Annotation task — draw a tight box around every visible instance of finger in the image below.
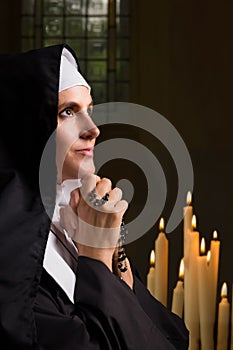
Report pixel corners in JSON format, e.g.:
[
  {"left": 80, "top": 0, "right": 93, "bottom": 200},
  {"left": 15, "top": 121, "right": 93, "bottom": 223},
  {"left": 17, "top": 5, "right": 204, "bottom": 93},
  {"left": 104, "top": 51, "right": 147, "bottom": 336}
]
[
  {"left": 81, "top": 174, "right": 100, "bottom": 186},
  {"left": 95, "top": 177, "right": 112, "bottom": 198},
  {"left": 114, "top": 199, "right": 128, "bottom": 214},
  {"left": 108, "top": 187, "right": 122, "bottom": 204},
  {"left": 80, "top": 174, "right": 97, "bottom": 198},
  {"left": 95, "top": 175, "right": 101, "bottom": 183},
  {"left": 69, "top": 189, "right": 80, "bottom": 212}
]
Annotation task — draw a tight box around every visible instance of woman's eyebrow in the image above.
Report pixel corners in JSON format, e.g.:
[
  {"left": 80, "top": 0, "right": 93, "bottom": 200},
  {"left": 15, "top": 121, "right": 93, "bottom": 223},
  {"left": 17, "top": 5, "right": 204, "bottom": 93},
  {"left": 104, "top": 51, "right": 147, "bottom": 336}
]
[{"left": 58, "top": 101, "right": 93, "bottom": 111}]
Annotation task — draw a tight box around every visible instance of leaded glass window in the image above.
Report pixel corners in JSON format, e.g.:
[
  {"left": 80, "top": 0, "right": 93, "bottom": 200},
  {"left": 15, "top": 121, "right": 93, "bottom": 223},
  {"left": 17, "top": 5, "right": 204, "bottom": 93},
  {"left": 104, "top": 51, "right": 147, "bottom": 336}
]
[{"left": 21, "top": 0, "right": 130, "bottom": 103}]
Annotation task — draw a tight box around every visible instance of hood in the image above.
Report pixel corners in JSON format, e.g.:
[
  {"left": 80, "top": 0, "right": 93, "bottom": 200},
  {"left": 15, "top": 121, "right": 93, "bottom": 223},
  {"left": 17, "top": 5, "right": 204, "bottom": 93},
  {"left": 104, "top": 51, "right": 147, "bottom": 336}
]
[{"left": 0, "top": 43, "right": 80, "bottom": 345}]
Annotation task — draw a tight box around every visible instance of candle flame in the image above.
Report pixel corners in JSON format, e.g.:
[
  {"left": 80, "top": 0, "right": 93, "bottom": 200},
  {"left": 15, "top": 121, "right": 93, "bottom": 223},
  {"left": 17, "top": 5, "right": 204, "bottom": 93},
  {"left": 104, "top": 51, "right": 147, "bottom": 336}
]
[
  {"left": 159, "top": 217, "right": 165, "bottom": 231},
  {"left": 179, "top": 258, "right": 184, "bottom": 279},
  {"left": 221, "top": 282, "right": 228, "bottom": 298},
  {"left": 200, "top": 237, "right": 205, "bottom": 255},
  {"left": 213, "top": 230, "right": 218, "bottom": 240},
  {"left": 186, "top": 191, "right": 192, "bottom": 205},
  {"left": 192, "top": 215, "right": 197, "bottom": 230},
  {"left": 207, "top": 250, "right": 211, "bottom": 264},
  {"left": 150, "top": 250, "right": 155, "bottom": 266}
]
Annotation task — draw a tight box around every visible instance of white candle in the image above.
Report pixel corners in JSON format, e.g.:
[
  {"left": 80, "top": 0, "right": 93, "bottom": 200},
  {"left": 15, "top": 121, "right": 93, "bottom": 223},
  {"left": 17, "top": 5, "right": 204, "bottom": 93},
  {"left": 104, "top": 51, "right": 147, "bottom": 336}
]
[
  {"left": 217, "top": 282, "right": 230, "bottom": 350},
  {"left": 147, "top": 250, "right": 155, "bottom": 297},
  {"left": 154, "top": 218, "right": 168, "bottom": 307},
  {"left": 197, "top": 239, "right": 214, "bottom": 350},
  {"left": 209, "top": 230, "right": 220, "bottom": 323},
  {"left": 183, "top": 191, "right": 193, "bottom": 269},
  {"left": 183, "top": 191, "right": 193, "bottom": 242},
  {"left": 184, "top": 214, "right": 200, "bottom": 350},
  {"left": 171, "top": 258, "right": 184, "bottom": 318}
]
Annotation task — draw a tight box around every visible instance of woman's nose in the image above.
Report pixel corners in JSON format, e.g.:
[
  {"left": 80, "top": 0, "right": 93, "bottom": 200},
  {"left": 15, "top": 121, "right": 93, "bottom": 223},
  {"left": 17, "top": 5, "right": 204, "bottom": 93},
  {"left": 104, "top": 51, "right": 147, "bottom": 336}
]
[{"left": 81, "top": 123, "right": 100, "bottom": 140}]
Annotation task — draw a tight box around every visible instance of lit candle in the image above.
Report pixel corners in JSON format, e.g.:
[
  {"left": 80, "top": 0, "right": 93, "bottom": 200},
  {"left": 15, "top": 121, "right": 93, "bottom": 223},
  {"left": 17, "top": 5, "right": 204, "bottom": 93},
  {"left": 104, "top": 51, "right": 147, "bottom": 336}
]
[
  {"left": 217, "top": 282, "right": 230, "bottom": 350},
  {"left": 197, "top": 238, "right": 214, "bottom": 350},
  {"left": 147, "top": 249, "right": 155, "bottom": 297},
  {"left": 154, "top": 218, "right": 168, "bottom": 307},
  {"left": 183, "top": 214, "right": 200, "bottom": 350},
  {"left": 171, "top": 258, "right": 184, "bottom": 318},
  {"left": 183, "top": 192, "right": 193, "bottom": 265},
  {"left": 209, "top": 230, "right": 220, "bottom": 323},
  {"left": 183, "top": 191, "right": 193, "bottom": 238}
]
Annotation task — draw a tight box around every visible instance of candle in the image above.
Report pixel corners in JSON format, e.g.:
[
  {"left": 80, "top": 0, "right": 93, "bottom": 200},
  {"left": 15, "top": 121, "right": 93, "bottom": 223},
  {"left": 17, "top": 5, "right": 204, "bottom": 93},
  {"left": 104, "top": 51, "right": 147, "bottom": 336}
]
[
  {"left": 183, "top": 191, "right": 193, "bottom": 238},
  {"left": 207, "top": 250, "right": 211, "bottom": 265},
  {"left": 197, "top": 238, "right": 214, "bottom": 350},
  {"left": 209, "top": 230, "right": 220, "bottom": 323},
  {"left": 147, "top": 249, "right": 156, "bottom": 297},
  {"left": 183, "top": 214, "right": 200, "bottom": 350},
  {"left": 217, "top": 282, "right": 230, "bottom": 350},
  {"left": 154, "top": 218, "right": 168, "bottom": 307},
  {"left": 231, "top": 284, "right": 233, "bottom": 350},
  {"left": 183, "top": 191, "right": 193, "bottom": 263},
  {"left": 171, "top": 258, "right": 184, "bottom": 318}
]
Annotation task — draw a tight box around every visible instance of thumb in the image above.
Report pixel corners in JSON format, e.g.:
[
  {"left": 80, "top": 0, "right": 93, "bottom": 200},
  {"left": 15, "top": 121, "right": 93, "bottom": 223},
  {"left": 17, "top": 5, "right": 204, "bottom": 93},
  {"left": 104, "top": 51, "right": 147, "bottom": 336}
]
[{"left": 69, "top": 189, "right": 80, "bottom": 212}]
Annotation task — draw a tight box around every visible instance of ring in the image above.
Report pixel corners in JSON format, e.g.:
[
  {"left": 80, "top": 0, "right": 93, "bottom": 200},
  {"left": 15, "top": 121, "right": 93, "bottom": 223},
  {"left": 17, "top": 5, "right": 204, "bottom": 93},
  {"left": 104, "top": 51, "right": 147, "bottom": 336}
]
[{"left": 88, "top": 188, "right": 109, "bottom": 206}]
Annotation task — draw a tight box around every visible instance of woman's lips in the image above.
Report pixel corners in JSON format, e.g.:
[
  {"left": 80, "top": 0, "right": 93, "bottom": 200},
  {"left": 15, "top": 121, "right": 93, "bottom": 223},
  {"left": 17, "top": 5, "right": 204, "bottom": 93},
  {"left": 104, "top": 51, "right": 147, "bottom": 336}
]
[{"left": 75, "top": 148, "right": 94, "bottom": 156}]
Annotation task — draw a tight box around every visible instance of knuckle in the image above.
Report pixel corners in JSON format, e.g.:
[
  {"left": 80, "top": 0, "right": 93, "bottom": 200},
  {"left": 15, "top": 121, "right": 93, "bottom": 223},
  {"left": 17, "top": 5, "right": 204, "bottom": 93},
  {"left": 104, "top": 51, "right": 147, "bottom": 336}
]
[
  {"left": 101, "top": 177, "right": 112, "bottom": 187},
  {"left": 114, "top": 187, "right": 122, "bottom": 198}
]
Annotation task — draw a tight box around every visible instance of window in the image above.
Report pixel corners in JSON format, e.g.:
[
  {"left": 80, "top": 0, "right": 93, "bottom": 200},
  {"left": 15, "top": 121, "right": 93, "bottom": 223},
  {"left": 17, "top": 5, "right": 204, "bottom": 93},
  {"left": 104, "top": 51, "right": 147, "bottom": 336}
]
[{"left": 21, "top": 0, "right": 130, "bottom": 103}]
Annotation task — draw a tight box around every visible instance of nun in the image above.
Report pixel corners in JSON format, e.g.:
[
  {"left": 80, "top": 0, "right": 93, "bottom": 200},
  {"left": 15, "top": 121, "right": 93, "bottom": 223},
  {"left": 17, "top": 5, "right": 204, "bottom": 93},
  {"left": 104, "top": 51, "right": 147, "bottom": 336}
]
[{"left": 0, "top": 44, "right": 189, "bottom": 349}]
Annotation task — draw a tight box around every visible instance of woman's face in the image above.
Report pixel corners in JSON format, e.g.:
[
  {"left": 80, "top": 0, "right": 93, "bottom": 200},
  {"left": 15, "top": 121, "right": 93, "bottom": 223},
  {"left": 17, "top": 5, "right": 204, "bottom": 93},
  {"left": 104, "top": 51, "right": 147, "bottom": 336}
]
[{"left": 56, "top": 85, "right": 100, "bottom": 182}]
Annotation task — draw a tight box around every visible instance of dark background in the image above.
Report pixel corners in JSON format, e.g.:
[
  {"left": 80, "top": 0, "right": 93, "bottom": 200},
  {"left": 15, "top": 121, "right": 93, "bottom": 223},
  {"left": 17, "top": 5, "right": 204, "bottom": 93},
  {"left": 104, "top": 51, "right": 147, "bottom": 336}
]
[{"left": 1, "top": 0, "right": 232, "bottom": 308}]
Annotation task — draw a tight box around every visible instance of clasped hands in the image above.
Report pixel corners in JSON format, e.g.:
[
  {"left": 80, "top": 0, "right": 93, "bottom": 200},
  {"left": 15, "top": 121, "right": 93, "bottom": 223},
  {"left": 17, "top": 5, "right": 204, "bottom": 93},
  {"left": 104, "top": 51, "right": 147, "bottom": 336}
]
[{"left": 60, "top": 174, "right": 128, "bottom": 272}]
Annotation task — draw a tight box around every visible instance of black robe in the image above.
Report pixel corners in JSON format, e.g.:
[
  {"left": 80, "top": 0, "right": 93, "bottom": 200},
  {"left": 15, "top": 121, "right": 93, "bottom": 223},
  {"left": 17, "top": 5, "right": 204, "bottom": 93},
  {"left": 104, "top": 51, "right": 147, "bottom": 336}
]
[{"left": 0, "top": 44, "right": 189, "bottom": 349}]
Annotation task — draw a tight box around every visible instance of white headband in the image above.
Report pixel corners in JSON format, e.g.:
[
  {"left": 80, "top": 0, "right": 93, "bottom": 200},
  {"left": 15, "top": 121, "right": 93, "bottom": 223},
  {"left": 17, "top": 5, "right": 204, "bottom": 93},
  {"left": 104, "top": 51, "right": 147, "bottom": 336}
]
[{"left": 59, "top": 47, "right": 91, "bottom": 93}]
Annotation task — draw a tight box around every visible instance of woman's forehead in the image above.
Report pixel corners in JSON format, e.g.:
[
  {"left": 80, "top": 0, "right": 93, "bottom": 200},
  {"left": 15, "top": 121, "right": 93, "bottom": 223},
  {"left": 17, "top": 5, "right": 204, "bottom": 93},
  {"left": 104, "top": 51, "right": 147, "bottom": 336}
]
[{"left": 58, "top": 85, "right": 92, "bottom": 107}]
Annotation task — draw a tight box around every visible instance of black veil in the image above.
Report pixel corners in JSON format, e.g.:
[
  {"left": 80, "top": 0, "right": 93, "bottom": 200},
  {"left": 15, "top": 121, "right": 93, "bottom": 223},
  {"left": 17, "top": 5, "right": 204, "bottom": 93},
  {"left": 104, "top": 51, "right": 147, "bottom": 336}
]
[{"left": 0, "top": 43, "right": 77, "bottom": 345}]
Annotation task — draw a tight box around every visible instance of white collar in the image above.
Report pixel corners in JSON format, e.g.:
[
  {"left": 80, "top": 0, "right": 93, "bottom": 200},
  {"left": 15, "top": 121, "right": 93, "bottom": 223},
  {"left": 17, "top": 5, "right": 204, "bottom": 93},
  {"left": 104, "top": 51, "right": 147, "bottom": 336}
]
[{"left": 43, "top": 179, "right": 81, "bottom": 303}]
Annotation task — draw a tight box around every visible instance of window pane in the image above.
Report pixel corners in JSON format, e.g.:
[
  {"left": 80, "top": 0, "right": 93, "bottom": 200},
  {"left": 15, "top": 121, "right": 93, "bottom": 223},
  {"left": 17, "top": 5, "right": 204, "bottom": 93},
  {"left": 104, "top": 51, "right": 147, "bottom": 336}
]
[
  {"left": 116, "top": 17, "right": 129, "bottom": 37},
  {"left": 44, "top": 17, "right": 63, "bottom": 37},
  {"left": 116, "top": 0, "right": 129, "bottom": 15},
  {"left": 21, "top": 0, "right": 130, "bottom": 103},
  {"left": 65, "top": 17, "right": 86, "bottom": 37},
  {"left": 116, "top": 60, "right": 129, "bottom": 80},
  {"left": 78, "top": 60, "right": 86, "bottom": 75},
  {"left": 87, "top": 61, "right": 107, "bottom": 81},
  {"left": 65, "top": 0, "right": 87, "bottom": 15},
  {"left": 65, "top": 39, "right": 85, "bottom": 59},
  {"left": 87, "top": 17, "right": 108, "bottom": 37},
  {"left": 43, "top": 0, "right": 64, "bottom": 15},
  {"left": 21, "top": 16, "right": 34, "bottom": 36},
  {"left": 87, "top": 39, "right": 107, "bottom": 59},
  {"left": 117, "top": 39, "right": 129, "bottom": 59},
  {"left": 21, "top": 38, "right": 34, "bottom": 51},
  {"left": 87, "top": 0, "right": 108, "bottom": 15},
  {"left": 91, "top": 82, "right": 107, "bottom": 103},
  {"left": 44, "top": 38, "right": 63, "bottom": 46},
  {"left": 22, "top": 0, "right": 35, "bottom": 15}
]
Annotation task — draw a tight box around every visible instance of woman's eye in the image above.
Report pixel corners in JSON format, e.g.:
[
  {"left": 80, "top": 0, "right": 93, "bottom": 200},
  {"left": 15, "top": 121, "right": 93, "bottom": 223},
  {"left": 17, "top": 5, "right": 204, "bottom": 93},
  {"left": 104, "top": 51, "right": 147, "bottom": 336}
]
[{"left": 59, "top": 108, "right": 75, "bottom": 118}]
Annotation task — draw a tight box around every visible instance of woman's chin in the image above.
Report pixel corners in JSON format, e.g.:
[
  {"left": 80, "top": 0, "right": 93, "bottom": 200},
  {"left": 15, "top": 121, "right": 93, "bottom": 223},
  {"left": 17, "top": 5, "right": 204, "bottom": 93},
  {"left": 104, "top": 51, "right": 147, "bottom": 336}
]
[{"left": 78, "top": 158, "right": 96, "bottom": 178}]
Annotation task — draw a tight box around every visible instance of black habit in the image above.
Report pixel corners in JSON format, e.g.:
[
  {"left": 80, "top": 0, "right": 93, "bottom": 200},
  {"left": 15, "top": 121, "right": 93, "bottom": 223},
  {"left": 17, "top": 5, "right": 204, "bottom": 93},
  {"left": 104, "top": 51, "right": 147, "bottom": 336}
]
[{"left": 0, "top": 44, "right": 189, "bottom": 349}]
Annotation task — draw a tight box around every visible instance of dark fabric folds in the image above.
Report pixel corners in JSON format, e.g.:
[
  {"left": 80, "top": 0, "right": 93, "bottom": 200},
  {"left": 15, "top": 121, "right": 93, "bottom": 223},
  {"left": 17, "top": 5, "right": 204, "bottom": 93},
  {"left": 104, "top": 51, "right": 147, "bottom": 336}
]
[
  {"left": 33, "top": 258, "right": 188, "bottom": 350},
  {"left": 0, "top": 44, "right": 189, "bottom": 349},
  {"left": 0, "top": 44, "right": 67, "bottom": 344}
]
